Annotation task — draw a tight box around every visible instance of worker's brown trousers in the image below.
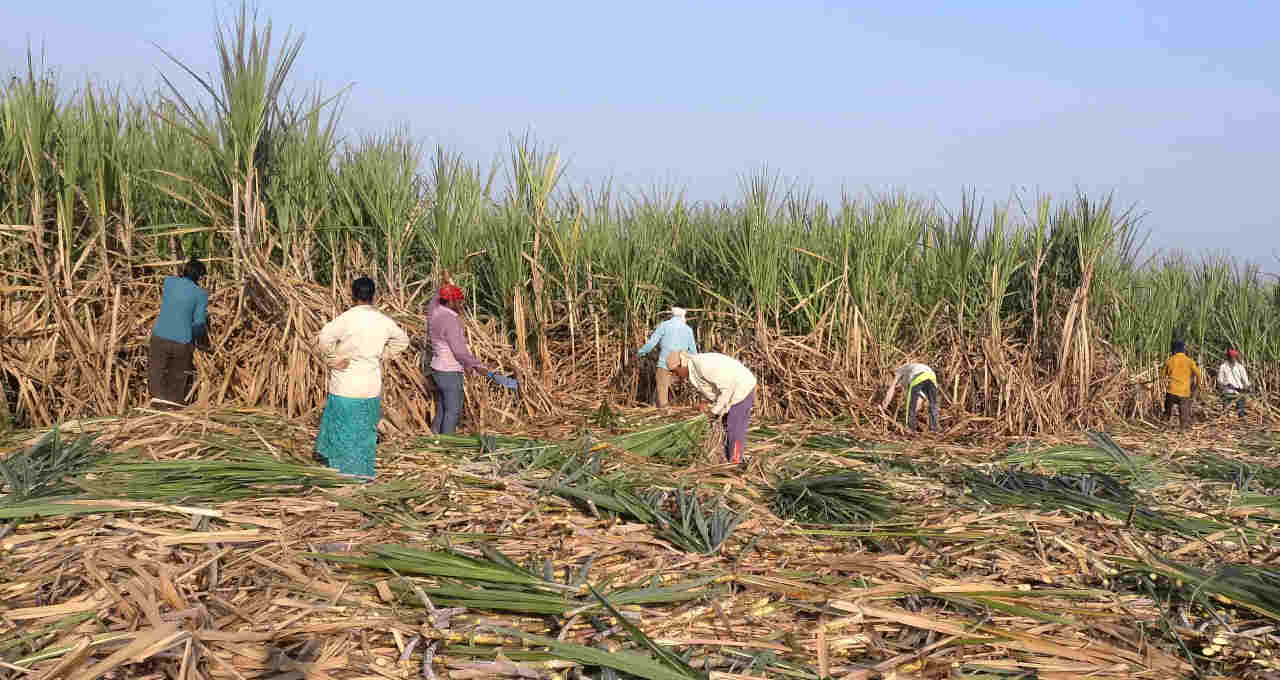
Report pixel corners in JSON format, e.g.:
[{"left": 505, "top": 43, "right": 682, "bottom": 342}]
[{"left": 150, "top": 335, "right": 194, "bottom": 405}]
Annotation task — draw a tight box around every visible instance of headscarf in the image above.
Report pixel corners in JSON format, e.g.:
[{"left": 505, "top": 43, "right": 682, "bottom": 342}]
[
  {"left": 440, "top": 284, "right": 464, "bottom": 303},
  {"left": 1171, "top": 339, "right": 1186, "bottom": 354},
  {"left": 1228, "top": 348, "right": 1240, "bottom": 360}
]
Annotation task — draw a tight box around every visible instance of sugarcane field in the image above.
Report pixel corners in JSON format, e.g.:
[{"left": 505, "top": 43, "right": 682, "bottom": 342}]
[{"left": 4, "top": 6, "right": 1280, "bottom": 680}]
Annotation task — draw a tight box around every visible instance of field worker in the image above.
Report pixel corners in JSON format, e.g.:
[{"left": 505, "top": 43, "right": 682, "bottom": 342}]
[
  {"left": 149, "top": 256, "right": 209, "bottom": 409},
  {"left": 427, "top": 271, "right": 490, "bottom": 434},
  {"left": 666, "top": 350, "right": 756, "bottom": 465},
  {"left": 1217, "top": 347, "right": 1252, "bottom": 418},
  {"left": 1163, "top": 339, "right": 1206, "bottom": 430},
  {"left": 880, "top": 362, "right": 939, "bottom": 433},
  {"left": 314, "top": 276, "right": 410, "bottom": 477},
  {"left": 636, "top": 307, "right": 698, "bottom": 408}
]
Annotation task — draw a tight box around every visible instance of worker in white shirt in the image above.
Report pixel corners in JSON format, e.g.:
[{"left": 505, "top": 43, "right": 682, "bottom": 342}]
[
  {"left": 1217, "top": 348, "right": 1252, "bottom": 418},
  {"left": 314, "top": 276, "right": 410, "bottom": 477},
  {"left": 880, "top": 362, "right": 939, "bottom": 433},
  {"left": 666, "top": 350, "right": 756, "bottom": 465}
]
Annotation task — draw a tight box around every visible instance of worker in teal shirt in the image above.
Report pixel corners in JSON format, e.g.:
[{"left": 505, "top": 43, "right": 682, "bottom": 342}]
[
  {"left": 636, "top": 307, "right": 698, "bottom": 408},
  {"left": 150, "top": 257, "right": 209, "bottom": 408}
]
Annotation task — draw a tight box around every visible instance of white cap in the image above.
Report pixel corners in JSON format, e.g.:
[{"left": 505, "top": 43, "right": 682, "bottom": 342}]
[{"left": 671, "top": 306, "right": 686, "bottom": 317}]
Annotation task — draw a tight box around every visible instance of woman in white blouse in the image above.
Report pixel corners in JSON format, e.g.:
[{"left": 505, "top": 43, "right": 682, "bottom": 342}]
[{"left": 314, "top": 276, "right": 409, "bottom": 477}]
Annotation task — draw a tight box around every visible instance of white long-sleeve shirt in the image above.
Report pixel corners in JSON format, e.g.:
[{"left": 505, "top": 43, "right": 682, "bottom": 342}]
[
  {"left": 1217, "top": 361, "right": 1251, "bottom": 395},
  {"left": 316, "top": 305, "right": 410, "bottom": 399},
  {"left": 683, "top": 352, "right": 757, "bottom": 416}
]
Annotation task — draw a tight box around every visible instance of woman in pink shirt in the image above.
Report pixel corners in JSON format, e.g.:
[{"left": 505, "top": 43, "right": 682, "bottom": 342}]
[{"left": 428, "top": 272, "right": 489, "bottom": 434}]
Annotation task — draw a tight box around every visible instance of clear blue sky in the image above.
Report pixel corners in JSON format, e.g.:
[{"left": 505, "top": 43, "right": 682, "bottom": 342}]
[{"left": 4, "top": 1, "right": 1277, "bottom": 266}]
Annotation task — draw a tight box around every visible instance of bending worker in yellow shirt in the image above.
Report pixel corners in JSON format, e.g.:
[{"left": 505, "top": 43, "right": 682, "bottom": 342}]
[{"left": 1162, "top": 339, "right": 1205, "bottom": 430}]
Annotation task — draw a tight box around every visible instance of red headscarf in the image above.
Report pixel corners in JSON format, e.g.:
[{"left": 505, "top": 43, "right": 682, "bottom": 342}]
[
  {"left": 440, "top": 284, "right": 465, "bottom": 302},
  {"left": 1227, "top": 348, "right": 1240, "bottom": 360}
]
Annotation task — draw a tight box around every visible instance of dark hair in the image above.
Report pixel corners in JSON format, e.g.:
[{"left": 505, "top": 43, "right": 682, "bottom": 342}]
[
  {"left": 183, "top": 256, "right": 206, "bottom": 282},
  {"left": 352, "top": 276, "right": 376, "bottom": 303},
  {"left": 1171, "top": 339, "right": 1186, "bottom": 354}
]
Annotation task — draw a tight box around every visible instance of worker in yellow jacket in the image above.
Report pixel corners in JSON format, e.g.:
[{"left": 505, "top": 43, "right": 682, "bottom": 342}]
[{"left": 1163, "top": 339, "right": 1205, "bottom": 430}]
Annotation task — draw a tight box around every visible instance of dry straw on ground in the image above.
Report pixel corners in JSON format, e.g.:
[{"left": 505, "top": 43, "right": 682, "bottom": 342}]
[{"left": 2, "top": 404, "right": 1279, "bottom": 680}]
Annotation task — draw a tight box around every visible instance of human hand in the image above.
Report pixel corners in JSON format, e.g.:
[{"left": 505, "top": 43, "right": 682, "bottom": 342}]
[{"left": 329, "top": 357, "right": 350, "bottom": 371}]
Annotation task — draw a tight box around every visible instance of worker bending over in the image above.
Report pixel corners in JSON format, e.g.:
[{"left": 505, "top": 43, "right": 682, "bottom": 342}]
[
  {"left": 666, "top": 350, "right": 756, "bottom": 465},
  {"left": 881, "top": 362, "right": 939, "bottom": 433}
]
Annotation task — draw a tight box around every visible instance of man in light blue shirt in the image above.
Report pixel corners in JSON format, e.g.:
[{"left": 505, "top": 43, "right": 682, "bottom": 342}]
[{"left": 636, "top": 307, "right": 698, "bottom": 408}]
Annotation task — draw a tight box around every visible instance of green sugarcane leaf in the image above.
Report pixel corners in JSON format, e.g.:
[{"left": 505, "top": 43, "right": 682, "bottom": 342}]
[
  {"left": 587, "top": 585, "right": 704, "bottom": 678},
  {"left": 487, "top": 626, "right": 698, "bottom": 680}
]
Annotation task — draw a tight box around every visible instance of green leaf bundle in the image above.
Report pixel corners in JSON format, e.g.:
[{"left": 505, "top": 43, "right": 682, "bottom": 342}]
[
  {"left": 0, "top": 428, "right": 105, "bottom": 505},
  {"left": 767, "top": 470, "right": 897, "bottom": 524}
]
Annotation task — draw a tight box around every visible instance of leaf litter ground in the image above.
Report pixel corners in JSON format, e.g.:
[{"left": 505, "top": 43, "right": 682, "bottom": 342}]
[{"left": 2, "top": 406, "right": 1280, "bottom": 680}]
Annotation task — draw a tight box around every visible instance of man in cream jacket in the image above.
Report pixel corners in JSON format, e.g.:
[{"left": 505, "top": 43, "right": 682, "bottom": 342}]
[{"left": 666, "top": 350, "right": 756, "bottom": 465}]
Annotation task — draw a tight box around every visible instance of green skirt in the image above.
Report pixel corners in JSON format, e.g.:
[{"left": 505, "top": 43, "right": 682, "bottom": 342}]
[{"left": 315, "top": 394, "right": 381, "bottom": 477}]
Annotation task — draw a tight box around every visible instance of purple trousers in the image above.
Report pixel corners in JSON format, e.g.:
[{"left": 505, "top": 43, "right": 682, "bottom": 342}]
[{"left": 721, "top": 389, "right": 755, "bottom": 463}]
